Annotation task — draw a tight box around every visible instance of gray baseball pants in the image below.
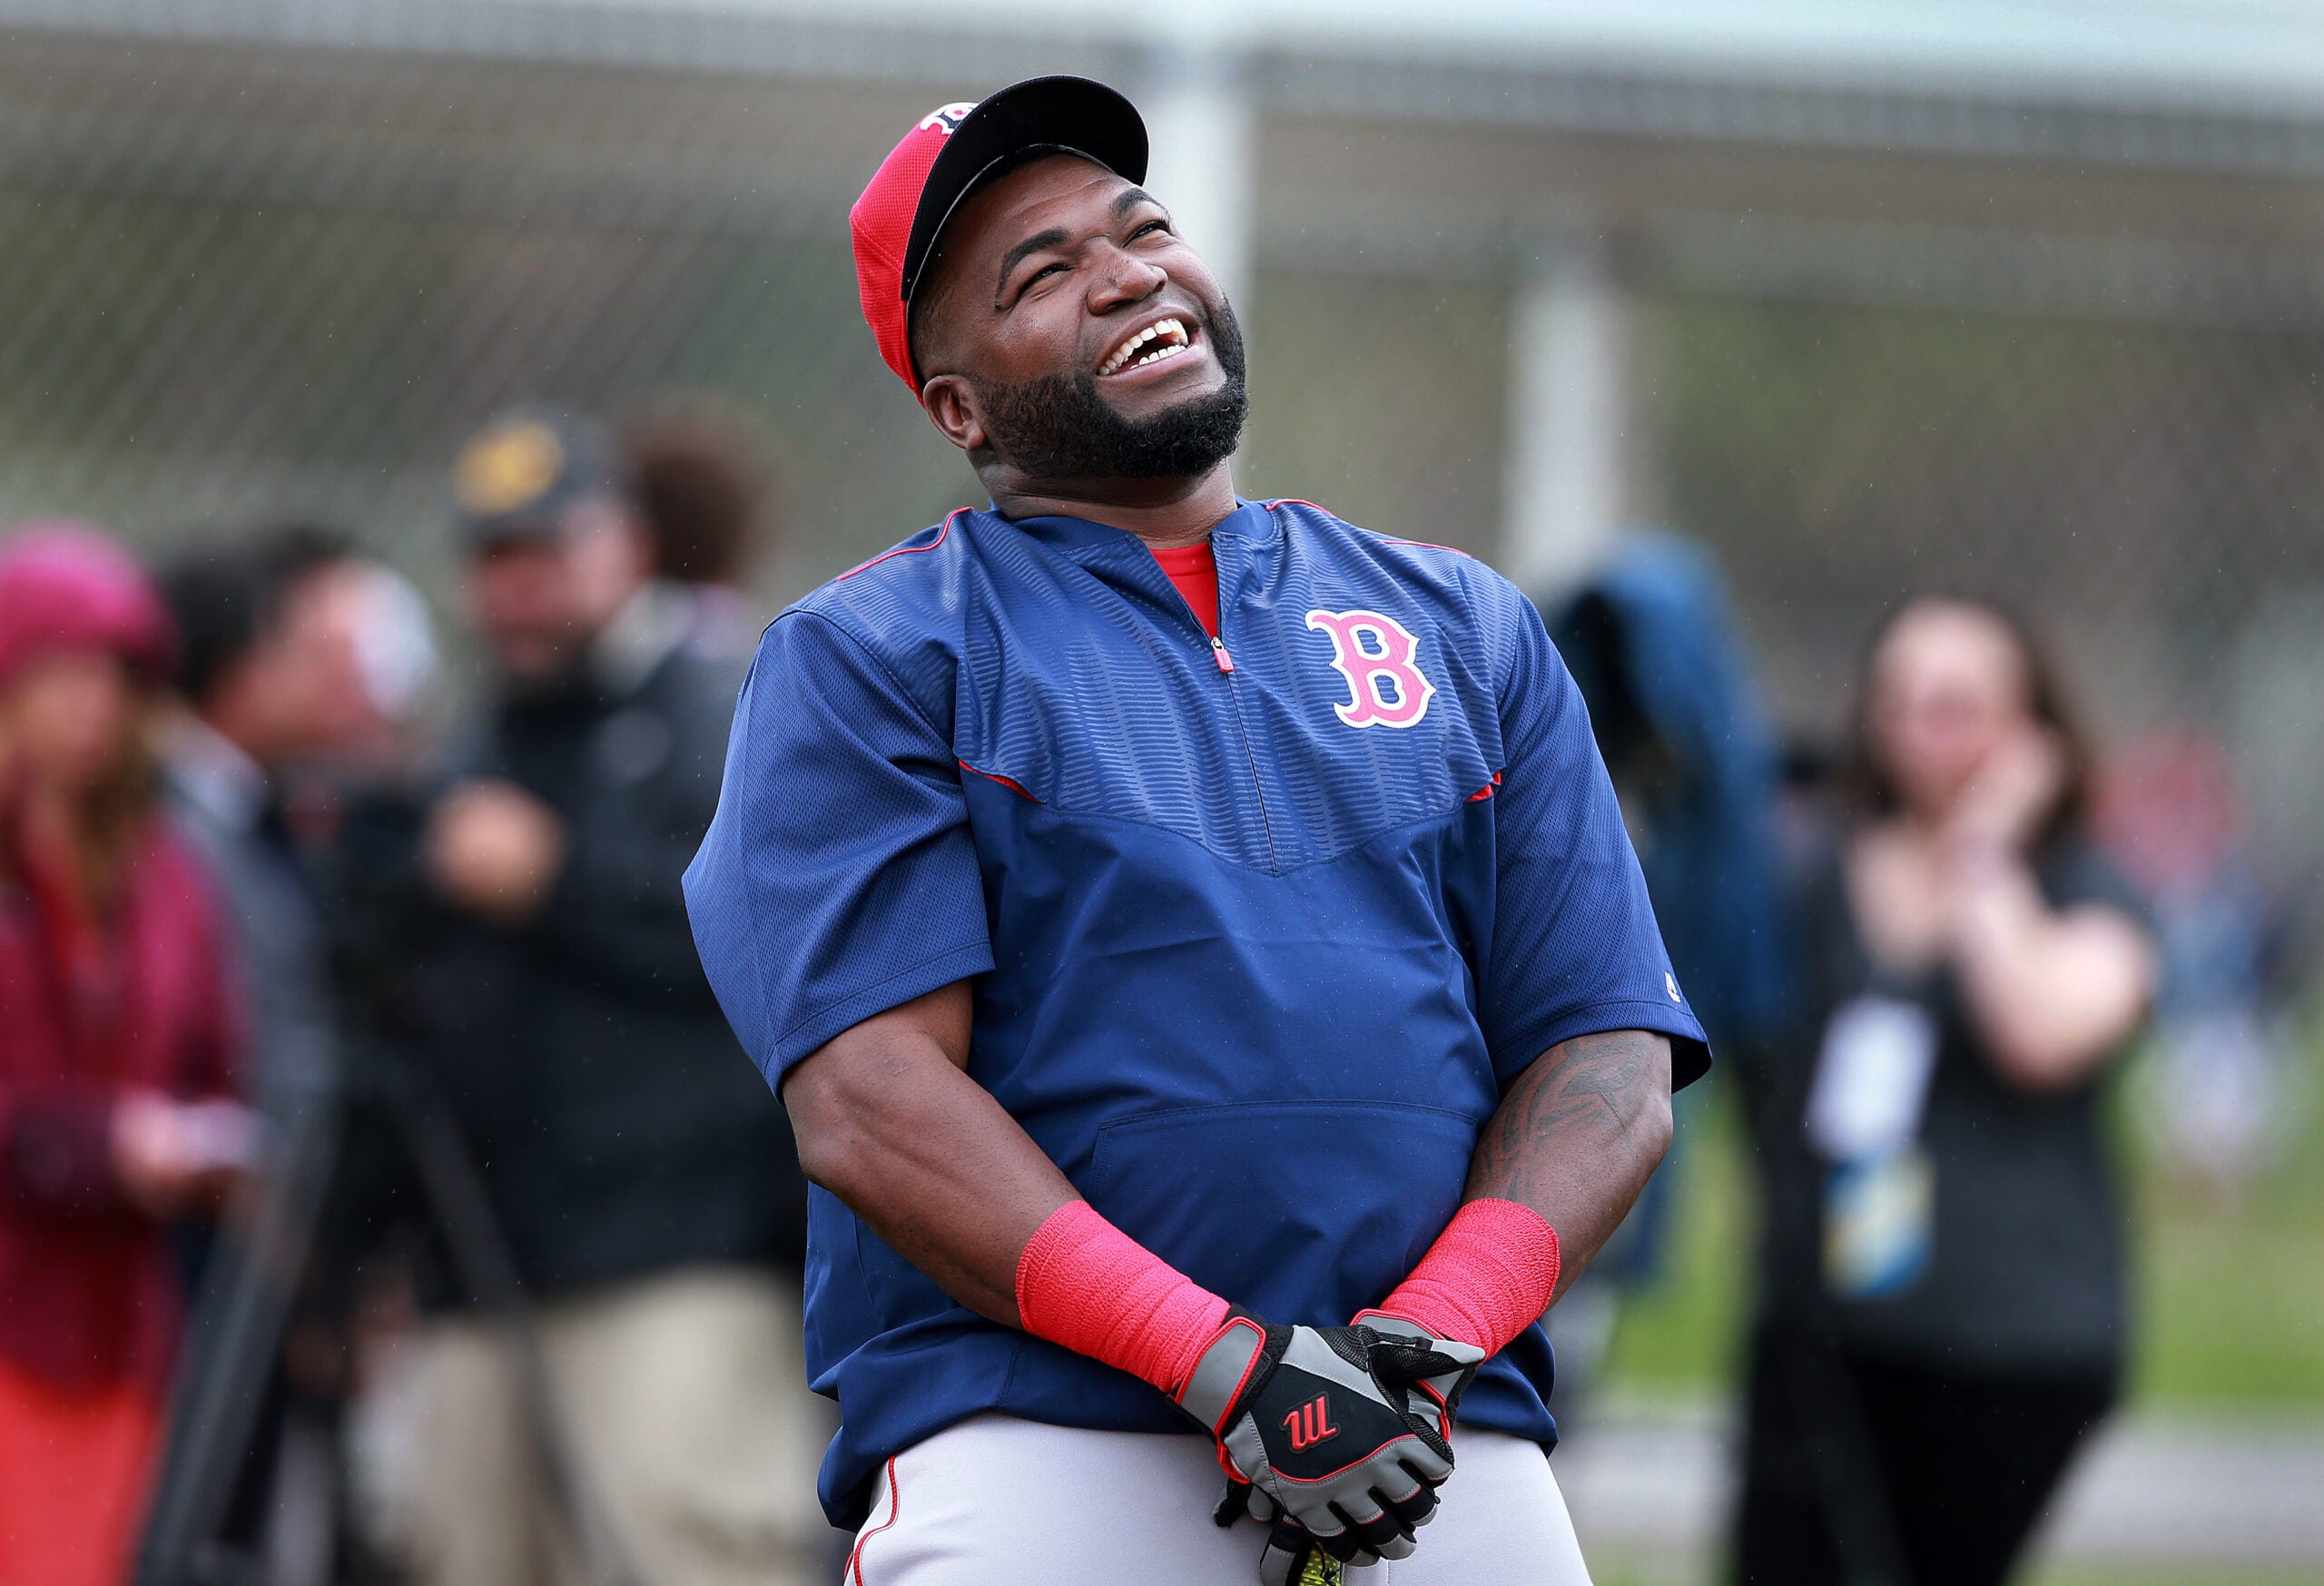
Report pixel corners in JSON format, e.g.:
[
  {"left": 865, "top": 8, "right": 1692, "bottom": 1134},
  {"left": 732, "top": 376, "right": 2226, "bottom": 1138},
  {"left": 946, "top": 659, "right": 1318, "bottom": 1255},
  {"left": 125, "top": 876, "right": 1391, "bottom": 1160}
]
[{"left": 844, "top": 1411, "right": 1594, "bottom": 1584}]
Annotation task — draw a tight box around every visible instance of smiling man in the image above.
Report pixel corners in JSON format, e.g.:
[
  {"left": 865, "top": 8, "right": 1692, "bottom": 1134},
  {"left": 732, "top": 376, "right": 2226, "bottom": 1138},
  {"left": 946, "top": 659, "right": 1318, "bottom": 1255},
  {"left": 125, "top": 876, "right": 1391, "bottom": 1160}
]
[{"left": 684, "top": 76, "right": 1708, "bottom": 1586}]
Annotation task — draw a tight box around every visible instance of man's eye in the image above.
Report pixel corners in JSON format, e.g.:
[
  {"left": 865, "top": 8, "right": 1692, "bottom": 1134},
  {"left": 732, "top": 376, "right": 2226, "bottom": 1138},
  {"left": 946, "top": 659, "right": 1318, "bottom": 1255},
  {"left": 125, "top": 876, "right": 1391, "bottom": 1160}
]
[
  {"left": 1132, "top": 219, "right": 1171, "bottom": 241},
  {"left": 1022, "top": 261, "right": 1067, "bottom": 291}
]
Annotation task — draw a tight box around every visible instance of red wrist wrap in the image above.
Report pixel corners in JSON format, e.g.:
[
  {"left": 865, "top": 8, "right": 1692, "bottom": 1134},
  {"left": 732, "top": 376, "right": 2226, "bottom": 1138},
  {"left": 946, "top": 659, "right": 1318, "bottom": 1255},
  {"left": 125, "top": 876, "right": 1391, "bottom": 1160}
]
[
  {"left": 1014, "top": 1200, "right": 1230, "bottom": 1395},
  {"left": 1373, "top": 1197, "right": 1561, "bottom": 1356}
]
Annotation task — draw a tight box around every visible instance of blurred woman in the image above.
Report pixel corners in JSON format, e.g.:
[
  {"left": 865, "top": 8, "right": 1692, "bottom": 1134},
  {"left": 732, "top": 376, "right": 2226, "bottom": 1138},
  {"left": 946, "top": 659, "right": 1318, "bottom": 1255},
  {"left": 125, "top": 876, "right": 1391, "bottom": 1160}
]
[
  {"left": 1734, "top": 597, "right": 2158, "bottom": 1586},
  {"left": 0, "top": 525, "right": 248, "bottom": 1586}
]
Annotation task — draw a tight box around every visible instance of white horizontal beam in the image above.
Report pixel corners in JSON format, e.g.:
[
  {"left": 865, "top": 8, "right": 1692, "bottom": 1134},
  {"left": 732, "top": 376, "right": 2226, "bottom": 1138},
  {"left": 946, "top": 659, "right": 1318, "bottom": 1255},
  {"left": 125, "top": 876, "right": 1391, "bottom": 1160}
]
[{"left": 8, "top": 1, "right": 2324, "bottom": 177}]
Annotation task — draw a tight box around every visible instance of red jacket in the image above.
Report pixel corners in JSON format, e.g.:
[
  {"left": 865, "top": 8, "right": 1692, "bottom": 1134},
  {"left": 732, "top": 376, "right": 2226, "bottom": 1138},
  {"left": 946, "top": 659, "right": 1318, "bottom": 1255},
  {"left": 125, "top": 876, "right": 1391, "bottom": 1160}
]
[{"left": 0, "top": 822, "right": 239, "bottom": 1392}]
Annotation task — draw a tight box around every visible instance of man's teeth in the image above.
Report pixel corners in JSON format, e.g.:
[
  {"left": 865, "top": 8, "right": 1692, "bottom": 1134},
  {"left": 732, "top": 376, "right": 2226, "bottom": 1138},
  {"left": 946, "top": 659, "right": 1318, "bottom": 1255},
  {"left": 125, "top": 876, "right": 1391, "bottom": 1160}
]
[{"left": 1100, "top": 318, "right": 1190, "bottom": 375}]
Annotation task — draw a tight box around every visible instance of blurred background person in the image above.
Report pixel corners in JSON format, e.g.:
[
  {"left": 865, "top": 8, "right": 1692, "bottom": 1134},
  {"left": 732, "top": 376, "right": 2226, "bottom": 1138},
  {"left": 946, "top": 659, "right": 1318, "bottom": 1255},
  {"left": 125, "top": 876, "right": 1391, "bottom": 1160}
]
[
  {"left": 148, "top": 526, "right": 415, "bottom": 1584},
  {"left": 382, "top": 407, "right": 818, "bottom": 1586},
  {"left": 0, "top": 524, "right": 251, "bottom": 1586},
  {"left": 162, "top": 527, "right": 381, "bottom": 1131},
  {"left": 1731, "top": 596, "right": 2159, "bottom": 1586},
  {"left": 620, "top": 403, "right": 777, "bottom": 662},
  {"left": 2099, "top": 728, "right": 2309, "bottom": 1206}
]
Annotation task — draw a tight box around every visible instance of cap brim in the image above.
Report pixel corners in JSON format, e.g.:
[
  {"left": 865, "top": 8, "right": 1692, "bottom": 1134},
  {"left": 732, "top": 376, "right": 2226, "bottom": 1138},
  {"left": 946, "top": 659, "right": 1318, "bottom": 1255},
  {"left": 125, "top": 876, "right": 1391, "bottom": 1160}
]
[
  {"left": 901, "top": 75, "right": 1148, "bottom": 311},
  {"left": 459, "top": 513, "right": 566, "bottom": 553}
]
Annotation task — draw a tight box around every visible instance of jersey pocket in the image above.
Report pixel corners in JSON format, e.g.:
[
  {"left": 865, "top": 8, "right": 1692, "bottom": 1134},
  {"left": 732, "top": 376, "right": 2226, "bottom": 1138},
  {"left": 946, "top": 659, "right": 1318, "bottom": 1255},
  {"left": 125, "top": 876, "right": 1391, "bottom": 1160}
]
[{"left": 1080, "top": 1100, "right": 1479, "bottom": 1324}]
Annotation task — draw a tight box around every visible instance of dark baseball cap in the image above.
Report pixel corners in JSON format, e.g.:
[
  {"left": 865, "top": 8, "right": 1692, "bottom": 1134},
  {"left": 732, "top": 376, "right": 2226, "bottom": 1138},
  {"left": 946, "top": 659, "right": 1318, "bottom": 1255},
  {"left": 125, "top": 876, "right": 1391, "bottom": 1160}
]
[
  {"left": 851, "top": 75, "right": 1148, "bottom": 395},
  {"left": 450, "top": 407, "right": 632, "bottom": 548}
]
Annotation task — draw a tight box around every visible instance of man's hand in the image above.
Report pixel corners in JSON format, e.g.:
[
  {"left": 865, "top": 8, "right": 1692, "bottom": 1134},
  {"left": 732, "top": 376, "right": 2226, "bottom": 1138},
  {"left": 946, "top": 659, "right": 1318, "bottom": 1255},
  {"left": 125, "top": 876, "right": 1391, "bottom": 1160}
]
[
  {"left": 1177, "top": 1312, "right": 1482, "bottom": 1582},
  {"left": 426, "top": 779, "right": 566, "bottom": 925},
  {"left": 1348, "top": 1310, "right": 1486, "bottom": 1444}
]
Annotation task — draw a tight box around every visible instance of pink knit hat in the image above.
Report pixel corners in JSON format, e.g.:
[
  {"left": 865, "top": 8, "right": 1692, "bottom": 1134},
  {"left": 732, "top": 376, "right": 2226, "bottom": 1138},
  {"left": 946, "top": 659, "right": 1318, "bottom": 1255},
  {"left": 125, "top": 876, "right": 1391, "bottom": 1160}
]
[{"left": 0, "top": 522, "right": 177, "bottom": 690}]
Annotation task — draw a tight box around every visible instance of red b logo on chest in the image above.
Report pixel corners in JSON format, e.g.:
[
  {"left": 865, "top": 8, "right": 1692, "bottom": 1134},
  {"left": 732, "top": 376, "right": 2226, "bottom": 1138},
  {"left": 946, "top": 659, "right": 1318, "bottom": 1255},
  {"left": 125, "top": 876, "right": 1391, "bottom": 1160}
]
[{"left": 1305, "top": 609, "right": 1435, "bottom": 729}]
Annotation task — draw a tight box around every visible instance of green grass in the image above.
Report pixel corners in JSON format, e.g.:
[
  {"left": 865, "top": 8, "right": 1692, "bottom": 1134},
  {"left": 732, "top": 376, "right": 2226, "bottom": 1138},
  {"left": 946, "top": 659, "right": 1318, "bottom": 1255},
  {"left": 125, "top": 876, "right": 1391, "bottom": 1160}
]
[
  {"left": 2130, "top": 1037, "right": 2324, "bottom": 1404},
  {"left": 1600, "top": 1025, "right": 2324, "bottom": 1410},
  {"left": 1597, "top": 1081, "right": 1751, "bottom": 1390}
]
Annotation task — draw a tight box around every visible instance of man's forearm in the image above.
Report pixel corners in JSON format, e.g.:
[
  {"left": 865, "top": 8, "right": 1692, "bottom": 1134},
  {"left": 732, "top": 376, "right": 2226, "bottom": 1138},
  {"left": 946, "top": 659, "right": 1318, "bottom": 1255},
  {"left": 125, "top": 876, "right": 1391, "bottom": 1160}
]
[
  {"left": 784, "top": 984, "right": 1233, "bottom": 1398},
  {"left": 782, "top": 984, "right": 1076, "bottom": 1325},
  {"left": 1462, "top": 1028, "right": 1673, "bottom": 1303}
]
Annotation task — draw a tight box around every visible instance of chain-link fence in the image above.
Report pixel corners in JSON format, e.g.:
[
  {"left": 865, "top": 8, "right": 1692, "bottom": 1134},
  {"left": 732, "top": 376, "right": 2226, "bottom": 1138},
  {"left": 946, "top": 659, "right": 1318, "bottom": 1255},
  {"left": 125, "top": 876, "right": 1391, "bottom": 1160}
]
[
  {"left": 0, "top": 29, "right": 987, "bottom": 596},
  {"left": 5, "top": 18, "right": 2321, "bottom": 873}
]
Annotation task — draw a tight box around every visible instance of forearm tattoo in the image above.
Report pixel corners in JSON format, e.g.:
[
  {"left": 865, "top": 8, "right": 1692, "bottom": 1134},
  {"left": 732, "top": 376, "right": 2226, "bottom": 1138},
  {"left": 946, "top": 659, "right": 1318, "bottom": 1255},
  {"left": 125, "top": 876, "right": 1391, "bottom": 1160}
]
[{"left": 1467, "top": 1028, "right": 1669, "bottom": 1218}]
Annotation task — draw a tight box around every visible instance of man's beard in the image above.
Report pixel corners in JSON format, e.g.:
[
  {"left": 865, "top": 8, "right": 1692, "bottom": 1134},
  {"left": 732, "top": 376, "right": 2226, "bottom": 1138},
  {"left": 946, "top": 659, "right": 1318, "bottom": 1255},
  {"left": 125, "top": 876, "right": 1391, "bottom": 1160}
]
[{"left": 970, "top": 299, "right": 1249, "bottom": 482}]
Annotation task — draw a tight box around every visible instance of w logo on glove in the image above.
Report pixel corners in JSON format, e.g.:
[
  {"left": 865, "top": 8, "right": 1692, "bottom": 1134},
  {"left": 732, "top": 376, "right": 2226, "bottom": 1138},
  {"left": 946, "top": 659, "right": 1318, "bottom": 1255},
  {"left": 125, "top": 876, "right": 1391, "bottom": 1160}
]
[
  {"left": 1282, "top": 1394, "right": 1339, "bottom": 1452},
  {"left": 1305, "top": 609, "right": 1435, "bottom": 729}
]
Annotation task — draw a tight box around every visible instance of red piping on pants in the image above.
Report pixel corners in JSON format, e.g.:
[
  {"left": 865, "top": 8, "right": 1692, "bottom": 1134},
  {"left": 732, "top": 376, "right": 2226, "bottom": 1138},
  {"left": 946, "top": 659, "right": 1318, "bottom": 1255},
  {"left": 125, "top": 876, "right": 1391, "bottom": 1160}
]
[{"left": 848, "top": 1457, "right": 901, "bottom": 1584}]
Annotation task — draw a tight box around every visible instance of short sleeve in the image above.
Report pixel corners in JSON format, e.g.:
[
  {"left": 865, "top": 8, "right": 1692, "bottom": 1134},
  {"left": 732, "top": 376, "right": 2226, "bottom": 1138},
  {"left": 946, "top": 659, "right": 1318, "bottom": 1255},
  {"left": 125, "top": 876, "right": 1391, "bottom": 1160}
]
[
  {"left": 1480, "top": 603, "right": 1711, "bottom": 1090},
  {"left": 683, "top": 610, "right": 994, "bottom": 1086},
  {"left": 2036, "top": 839, "right": 2153, "bottom": 936}
]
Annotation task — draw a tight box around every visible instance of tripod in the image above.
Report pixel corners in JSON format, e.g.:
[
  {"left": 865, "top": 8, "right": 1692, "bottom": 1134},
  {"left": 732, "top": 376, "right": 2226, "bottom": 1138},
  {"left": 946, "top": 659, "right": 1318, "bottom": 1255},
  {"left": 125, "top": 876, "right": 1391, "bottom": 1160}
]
[{"left": 134, "top": 1034, "right": 646, "bottom": 1586}]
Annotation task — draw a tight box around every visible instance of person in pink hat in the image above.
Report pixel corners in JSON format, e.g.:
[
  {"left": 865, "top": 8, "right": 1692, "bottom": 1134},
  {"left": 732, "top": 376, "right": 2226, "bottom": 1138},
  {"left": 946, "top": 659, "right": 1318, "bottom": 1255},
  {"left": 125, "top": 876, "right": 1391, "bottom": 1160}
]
[{"left": 0, "top": 522, "right": 251, "bottom": 1586}]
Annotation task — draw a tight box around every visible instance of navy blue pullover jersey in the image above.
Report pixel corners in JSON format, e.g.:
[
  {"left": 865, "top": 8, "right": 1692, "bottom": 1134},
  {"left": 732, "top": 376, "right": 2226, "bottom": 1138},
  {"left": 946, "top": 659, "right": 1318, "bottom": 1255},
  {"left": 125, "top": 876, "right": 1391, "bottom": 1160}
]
[{"left": 684, "top": 497, "right": 1709, "bottom": 1525}]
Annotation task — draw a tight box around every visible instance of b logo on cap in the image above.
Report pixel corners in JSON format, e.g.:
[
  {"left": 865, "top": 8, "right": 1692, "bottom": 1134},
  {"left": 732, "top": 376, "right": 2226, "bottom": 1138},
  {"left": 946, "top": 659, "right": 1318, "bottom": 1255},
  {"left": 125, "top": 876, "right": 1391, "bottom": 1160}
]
[{"left": 919, "top": 103, "right": 976, "bottom": 135}]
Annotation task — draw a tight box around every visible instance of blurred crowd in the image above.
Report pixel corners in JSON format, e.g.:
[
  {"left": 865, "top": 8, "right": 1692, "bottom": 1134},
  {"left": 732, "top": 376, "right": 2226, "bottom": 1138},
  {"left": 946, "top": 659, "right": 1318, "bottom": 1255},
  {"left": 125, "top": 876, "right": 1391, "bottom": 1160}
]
[
  {"left": 0, "top": 410, "right": 2304, "bottom": 1586},
  {"left": 0, "top": 405, "right": 824, "bottom": 1586}
]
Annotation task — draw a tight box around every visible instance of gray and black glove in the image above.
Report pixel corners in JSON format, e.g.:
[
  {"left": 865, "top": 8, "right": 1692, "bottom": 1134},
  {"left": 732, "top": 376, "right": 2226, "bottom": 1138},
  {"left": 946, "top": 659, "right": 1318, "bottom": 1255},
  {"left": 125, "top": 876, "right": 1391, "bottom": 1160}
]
[
  {"left": 1349, "top": 1307, "right": 1487, "bottom": 1445},
  {"left": 1175, "top": 1310, "right": 1485, "bottom": 1583}
]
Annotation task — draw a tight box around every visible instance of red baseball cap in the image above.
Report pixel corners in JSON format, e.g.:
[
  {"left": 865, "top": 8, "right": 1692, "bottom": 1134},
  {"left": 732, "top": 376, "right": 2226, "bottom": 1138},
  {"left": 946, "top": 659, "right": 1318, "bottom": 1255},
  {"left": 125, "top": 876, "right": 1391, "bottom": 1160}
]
[{"left": 851, "top": 75, "right": 1147, "bottom": 399}]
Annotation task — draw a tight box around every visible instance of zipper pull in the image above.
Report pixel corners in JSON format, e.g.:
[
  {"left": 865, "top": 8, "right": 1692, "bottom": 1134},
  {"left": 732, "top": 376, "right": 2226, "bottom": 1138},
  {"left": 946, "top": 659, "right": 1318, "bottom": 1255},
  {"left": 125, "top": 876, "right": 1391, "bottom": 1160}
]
[{"left": 1210, "top": 635, "right": 1235, "bottom": 674}]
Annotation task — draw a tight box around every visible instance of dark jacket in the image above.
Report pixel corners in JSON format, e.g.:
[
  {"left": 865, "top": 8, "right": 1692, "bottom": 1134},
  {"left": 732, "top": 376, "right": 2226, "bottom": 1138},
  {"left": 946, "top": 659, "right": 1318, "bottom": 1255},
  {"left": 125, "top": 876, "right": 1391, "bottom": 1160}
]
[
  {"left": 415, "top": 586, "right": 806, "bottom": 1296},
  {"left": 1543, "top": 533, "right": 1789, "bottom": 1055},
  {"left": 166, "top": 724, "right": 335, "bottom": 1113}
]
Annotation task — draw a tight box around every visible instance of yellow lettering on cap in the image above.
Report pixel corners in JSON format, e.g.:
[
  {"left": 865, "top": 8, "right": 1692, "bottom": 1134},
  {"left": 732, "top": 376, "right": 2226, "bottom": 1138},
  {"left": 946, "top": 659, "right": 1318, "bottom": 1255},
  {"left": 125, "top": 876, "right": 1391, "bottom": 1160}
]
[{"left": 454, "top": 420, "right": 565, "bottom": 517}]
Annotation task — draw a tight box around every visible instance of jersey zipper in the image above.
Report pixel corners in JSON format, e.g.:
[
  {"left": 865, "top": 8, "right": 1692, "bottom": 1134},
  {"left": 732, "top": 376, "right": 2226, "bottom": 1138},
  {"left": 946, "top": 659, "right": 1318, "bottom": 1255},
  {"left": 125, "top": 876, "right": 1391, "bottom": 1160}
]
[
  {"left": 1202, "top": 538, "right": 1281, "bottom": 874},
  {"left": 1223, "top": 667, "right": 1281, "bottom": 873}
]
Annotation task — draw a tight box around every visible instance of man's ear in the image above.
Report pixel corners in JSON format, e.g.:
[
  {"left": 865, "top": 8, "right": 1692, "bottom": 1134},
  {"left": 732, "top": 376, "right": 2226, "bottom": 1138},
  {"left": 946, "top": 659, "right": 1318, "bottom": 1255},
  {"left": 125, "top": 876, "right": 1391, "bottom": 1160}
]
[{"left": 921, "top": 374, "right": 987, "bottom": 457}]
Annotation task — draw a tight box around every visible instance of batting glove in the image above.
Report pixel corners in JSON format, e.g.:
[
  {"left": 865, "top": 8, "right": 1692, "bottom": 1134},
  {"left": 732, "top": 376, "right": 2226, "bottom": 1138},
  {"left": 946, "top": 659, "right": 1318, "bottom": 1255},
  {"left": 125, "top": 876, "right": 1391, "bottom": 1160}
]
[
  {"left": 1349, "top": 1308, "right": 1487, "bottom": 1444},
  {"left": 1175, "top": 1311, "right": 1484, "bottom": 1581}
]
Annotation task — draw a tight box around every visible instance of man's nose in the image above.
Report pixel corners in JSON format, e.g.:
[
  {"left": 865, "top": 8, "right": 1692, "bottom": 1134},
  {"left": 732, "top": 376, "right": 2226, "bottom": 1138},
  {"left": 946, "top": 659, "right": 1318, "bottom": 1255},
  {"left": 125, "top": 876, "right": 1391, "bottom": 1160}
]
[{"left": 1088, "top": 244, "right": 1167, "bottom": 310}]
